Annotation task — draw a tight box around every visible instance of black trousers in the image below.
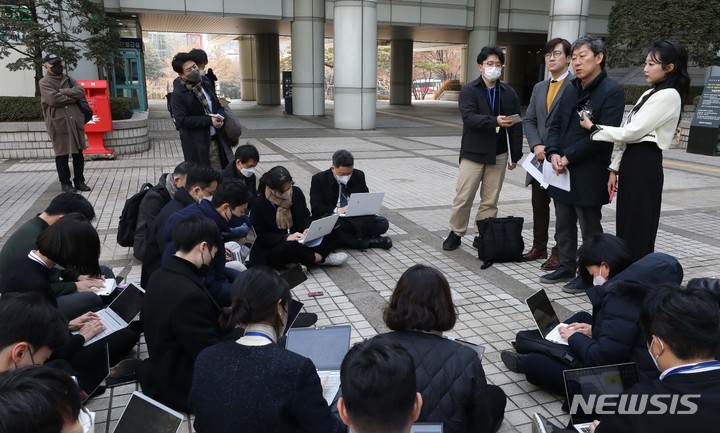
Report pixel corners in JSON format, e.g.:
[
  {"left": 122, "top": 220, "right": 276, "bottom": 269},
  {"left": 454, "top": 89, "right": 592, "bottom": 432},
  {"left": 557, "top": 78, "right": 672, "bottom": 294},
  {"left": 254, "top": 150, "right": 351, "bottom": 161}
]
[
  {"left": 530, "top": 180, "right": 553, "bottom": 249},
  {"left": 55, "top": 152, "right": 85, "bottom": 185},
  {"left": 336, "top": 215, "right": 389, "bottom": 249},
  {"left": 554, "top": 201, "right": 603, "bottom": 273},
  {"left": 266, "top": 230, "right": 340, "bottom": 269},
  {"left": 486, "top": 384, "right": 508, "bottom": 432},
  {"left": 616, "top": 142, "right": 663, "bottom": 261}
]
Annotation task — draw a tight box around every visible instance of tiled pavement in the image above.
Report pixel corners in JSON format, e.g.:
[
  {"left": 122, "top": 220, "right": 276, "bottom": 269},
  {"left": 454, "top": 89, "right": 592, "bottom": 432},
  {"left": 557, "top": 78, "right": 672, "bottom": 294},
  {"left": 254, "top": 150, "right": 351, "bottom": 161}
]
[{"left": 2, "top": 99, "right": 720, "bottom": 432}]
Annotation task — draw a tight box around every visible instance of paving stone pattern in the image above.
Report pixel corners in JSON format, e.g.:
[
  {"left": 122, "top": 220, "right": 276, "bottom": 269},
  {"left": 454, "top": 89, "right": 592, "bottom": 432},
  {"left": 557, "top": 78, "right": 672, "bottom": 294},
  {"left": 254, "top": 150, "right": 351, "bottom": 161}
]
[{"left": 2, "top": 100, "right": 720, "bottom": 433}]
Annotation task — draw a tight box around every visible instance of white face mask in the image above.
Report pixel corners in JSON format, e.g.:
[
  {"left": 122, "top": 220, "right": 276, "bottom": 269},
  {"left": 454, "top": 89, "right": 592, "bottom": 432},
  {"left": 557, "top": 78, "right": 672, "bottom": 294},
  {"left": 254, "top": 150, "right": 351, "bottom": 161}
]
[
  {"left": 77, "top": 408, "right": 96, "bottom": 433},
  {"left": 483, "top": 66, "right": 502, "bottom": 82},
  {"left": 203, "top": 195, "right": 213, "bottom": 202},
  {"left": 593, "top": 272, "right": 606, "bottom": 286},
  {"left": 336, "top": 175, "right": 351, "bottom": 185},
  {"left": 647, "top": 338, "right": 663, "bottom": 371},
  {"left": 240, "top": 167, "right": 255, "bottom": 178}
]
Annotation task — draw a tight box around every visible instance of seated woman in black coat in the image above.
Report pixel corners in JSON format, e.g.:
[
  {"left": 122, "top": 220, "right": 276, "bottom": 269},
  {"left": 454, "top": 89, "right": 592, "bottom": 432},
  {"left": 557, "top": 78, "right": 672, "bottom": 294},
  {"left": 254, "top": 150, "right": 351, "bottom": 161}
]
[
  {"left": 0, "top": 214, "right": 140, "bottom": 395},
  {"left": 190, "top": 266, "right": 344, "bottom": 433},
  {"left": 248, "top": 165, "right": 347, "bottom": 269},
  {"left": 371, "top": 264, "right": 506, "bottom": 433},
  {"left": 501, "top": 234, "right": 683, "bottom": 394}
]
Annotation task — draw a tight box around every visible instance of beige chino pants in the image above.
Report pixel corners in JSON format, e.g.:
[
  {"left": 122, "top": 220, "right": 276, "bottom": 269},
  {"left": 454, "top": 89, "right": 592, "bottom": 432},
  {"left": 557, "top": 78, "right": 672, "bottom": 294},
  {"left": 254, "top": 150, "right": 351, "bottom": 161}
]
[{"left": 449, "top": 153, "right": 508, "bottom": 236}]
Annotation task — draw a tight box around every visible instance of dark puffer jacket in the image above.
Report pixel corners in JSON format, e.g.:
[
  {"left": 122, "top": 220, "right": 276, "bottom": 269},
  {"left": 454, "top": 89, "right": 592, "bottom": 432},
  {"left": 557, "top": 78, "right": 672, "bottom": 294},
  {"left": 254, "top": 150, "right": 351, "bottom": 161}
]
[
  {"left": 568, "top": 253, "right": 683, "bottom": 379},
  {"left": 377, "top": 331, "right": 494, "bottom": 433}
]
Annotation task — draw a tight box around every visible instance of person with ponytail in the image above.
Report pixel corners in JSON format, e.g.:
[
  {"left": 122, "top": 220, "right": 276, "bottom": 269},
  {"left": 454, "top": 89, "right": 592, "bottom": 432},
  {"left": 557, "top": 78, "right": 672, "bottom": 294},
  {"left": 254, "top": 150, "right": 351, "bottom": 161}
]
[
  {"left": 190, "top": 267, "right": 344, "bottom": 433},
  {"left": 580, "top": 40, "right": 690, "bottom": 260},
  {"left": 249, "top": 165, "right": 347, "bottom": 269}
]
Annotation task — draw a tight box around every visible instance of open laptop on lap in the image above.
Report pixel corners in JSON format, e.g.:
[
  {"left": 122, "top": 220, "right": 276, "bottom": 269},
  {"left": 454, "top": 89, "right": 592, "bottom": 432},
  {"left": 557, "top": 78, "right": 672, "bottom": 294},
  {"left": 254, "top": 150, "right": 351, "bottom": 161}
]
[
  {"left": 340, "top": 192, "right": 385, "bottom": 217},
  {"left": 112, "top": 392, "right": 185, "bottom": 433},
  {"left": 525, "top": 289, "right": 570, "bottom": 346},
  {"left": 563, "top": 362, "right": 640, "bottom": 433},
  {"left": 298, "top": 214, "right": 339, "bottom": 247},
  {"left": 286, "top": 324, "right": 352, "bottom": 405},
  {"left": 84, "top": 284, "right": 144, "bottom": 346}
]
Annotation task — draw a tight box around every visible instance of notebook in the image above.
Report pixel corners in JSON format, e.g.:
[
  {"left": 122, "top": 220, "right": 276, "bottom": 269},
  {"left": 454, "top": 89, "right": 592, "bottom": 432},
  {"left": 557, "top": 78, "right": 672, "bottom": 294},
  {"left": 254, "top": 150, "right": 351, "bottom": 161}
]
[
  {"left": 298, "top": 214, "right": 339, "bottom": 247},
  {"left": 286, "top": 324, "right": 352, "bottom": 405},
  {"left": 84, "top": 284, "right": 145, "bottom": 346},
  {"left": 93, "top": 278, "right": 117, "bottom": 296},
  {"left": 112, "top": 392, "right": 185, "bottom": 433},
  {"left": 525, "top": 289, "right": 569, "bottom": 346},
  {"left": 563, "top": 362, "right": 640, "bottom": 433},
  {"left": 79, "top": 343, "right": 109, "bottom": 403},
  {"left": 280, "top": 263, "right": 308, "bottom": 289},
  {"left": 340, "top": 192, "right": 385, "bottom": 217}
]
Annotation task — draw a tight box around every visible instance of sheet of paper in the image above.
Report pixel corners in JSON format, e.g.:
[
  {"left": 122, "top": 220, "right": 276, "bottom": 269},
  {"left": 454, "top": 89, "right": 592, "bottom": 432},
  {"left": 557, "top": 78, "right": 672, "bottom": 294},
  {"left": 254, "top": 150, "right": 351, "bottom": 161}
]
[
  {"left": 93, "top": 278, "right": 117, "bottom": 296},
  {"left": 521, "top": 154, "right": 548, "bottom": 189},
  {"left": 542, "top": 160, "right": 571, "bottom": 192}
]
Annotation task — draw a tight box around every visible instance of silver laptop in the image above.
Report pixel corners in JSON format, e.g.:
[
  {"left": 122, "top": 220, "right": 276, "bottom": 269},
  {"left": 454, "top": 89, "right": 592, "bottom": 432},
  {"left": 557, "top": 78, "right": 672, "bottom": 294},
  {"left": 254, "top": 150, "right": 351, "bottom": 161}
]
[
  {"left": 112, "top": 392, "right": 185, "bottom": 433},
  {"left": 84, "top": 284, "right": 145, "bottom": 346},
  {"left": 286, "top": 324, "right": 352, "bottom": 405},
  {"left": 525, "top": 289, "right": 569, "bottom": 346},
  {"left": 341, "top": 192, "right": 385, "bottom": 217},
  {"left": 563, "top": 363, "right": 639, "bottom": 433},
  {"left": 298, "top": 214, "right": 339, "bottom": 246}
]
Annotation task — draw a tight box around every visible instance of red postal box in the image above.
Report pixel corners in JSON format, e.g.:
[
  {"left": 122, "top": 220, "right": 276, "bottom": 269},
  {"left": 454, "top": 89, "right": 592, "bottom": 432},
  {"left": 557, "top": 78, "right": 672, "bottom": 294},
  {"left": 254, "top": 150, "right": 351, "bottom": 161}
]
[{"left": 77, "top": 80, "right": 114, "bottom": 157}]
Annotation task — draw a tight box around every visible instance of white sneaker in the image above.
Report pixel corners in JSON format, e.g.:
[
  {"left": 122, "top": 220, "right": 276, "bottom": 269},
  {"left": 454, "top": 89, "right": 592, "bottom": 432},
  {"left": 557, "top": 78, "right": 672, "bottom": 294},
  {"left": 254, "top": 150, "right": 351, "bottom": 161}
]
[{"left": 321, "top": 252, "right": 347, "bottom": 266}]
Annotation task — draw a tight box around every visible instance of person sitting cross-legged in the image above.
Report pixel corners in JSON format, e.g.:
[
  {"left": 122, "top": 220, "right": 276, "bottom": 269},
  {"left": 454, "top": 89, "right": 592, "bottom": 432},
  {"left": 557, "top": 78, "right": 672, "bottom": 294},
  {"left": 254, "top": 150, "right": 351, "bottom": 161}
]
[{"left": 310, "top": 149, "right": 392, "bottom": 250}]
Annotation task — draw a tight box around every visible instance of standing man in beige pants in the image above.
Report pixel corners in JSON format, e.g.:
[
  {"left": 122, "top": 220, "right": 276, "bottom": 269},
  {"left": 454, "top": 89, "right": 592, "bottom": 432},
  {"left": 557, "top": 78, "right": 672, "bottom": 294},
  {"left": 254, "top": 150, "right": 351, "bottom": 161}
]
[{"left": 443, "top": 45, "right": 523, "bottom": 251}]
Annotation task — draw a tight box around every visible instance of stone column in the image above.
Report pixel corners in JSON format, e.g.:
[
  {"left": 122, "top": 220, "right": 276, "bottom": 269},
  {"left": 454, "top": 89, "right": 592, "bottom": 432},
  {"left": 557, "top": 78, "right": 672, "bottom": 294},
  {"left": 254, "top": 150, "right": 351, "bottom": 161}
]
[
  {"left": 548, "top": 0, "right": 590, "bottom": 43},
  {"left": 255, "top": 34, "right": 281, "bottom": 105},
  {"left": 238, "top": 35, "right": 256, "bottom": 101},
  {"left": 466, "top": 0, "right": 500, "bottom": 82},
  {"left": 389, "top": 39, "right": 413, "bottom": 105},
  {"left": 292, "top": 0, "right": 326, "bottom": 116},
  {"left": 459, "top": 46, "right": 468, "bottom": 84},
  {"left": 333, "top": 0, "right": 377, "bottom": 130}
]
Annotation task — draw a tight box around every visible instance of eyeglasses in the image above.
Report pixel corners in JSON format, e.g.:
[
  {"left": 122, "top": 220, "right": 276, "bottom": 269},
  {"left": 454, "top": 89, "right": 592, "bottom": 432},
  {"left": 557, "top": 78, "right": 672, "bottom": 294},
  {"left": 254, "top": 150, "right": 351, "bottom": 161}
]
[{"left": 545, "top": 51, "right": 565, "bottom": 59}]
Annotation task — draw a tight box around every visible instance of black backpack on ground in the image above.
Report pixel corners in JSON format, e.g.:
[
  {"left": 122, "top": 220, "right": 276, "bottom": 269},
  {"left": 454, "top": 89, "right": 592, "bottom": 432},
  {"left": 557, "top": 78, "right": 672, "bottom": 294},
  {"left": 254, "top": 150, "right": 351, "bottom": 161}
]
[
  {"left": 475, "top": 216, "right": 525, "bottom": 269},
  {"left": 117, "top": 183, "right": 153, "bottom": 247}
]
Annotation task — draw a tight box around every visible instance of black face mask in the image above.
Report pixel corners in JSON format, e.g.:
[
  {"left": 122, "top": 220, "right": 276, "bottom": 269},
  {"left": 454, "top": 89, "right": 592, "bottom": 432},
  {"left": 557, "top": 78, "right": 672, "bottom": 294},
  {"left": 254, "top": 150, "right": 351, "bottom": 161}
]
[
  {"left": 49, "top": 64, "right": 63, "bottom": 75},
  {"left": 186, "top": 70, "right": 202, "bottom": 84}
]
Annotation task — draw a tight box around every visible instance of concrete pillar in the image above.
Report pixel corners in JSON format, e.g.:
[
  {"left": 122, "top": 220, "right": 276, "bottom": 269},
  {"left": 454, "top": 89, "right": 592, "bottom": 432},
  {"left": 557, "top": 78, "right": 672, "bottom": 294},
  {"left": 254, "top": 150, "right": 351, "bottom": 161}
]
[
  {"left": 466, "top": 0, "right": 500, "bottom": 82},
  {"left": 291, "top": 0, "right": 326, "bottom": 116},
  {"left": 459, "top": 46, "right": 468, "bottom": 84},
  {"left": 333, "top": 0, "right": 377, "bottom": 130},
  {"left": 238, "top": 35, "right": 256, "bottom": 101},
  {"left": 548, "top": 0, "right": 590, "bottom": 43},
  {"left": 255, "top": 34, "right": 281, "bottom": 105},
  {"left": 389, "top": 39, "right": 413, "bottom": 105}
]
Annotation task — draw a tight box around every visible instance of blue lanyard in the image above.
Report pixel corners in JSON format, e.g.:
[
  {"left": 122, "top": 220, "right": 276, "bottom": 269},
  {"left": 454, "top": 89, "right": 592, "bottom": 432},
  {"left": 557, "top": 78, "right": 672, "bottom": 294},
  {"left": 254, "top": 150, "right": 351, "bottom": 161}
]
[
  {"left": 487, "top": 86, "right": 497, "bottom": 113},
  {"left": 663, "top": 360, "right": 720, "bottom": 379},
  {"left": 244, "top": 331, "right": 275, "bottom": 343}
]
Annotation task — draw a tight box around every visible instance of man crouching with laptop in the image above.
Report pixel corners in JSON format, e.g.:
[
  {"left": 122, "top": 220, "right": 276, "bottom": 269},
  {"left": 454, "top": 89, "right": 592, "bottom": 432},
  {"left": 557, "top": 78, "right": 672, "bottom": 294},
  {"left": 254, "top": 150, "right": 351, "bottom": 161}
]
[
  {"left": 310, "top": 149, "right": 392, "bottom": 250},
  {"left": 532, "top": 284, "right": 720, "bottom": 433}
]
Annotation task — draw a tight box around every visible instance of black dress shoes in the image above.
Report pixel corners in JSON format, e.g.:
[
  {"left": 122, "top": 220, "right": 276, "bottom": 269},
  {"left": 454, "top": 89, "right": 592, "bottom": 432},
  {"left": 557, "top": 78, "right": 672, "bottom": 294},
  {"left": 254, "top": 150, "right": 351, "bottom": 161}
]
[
  {"left": 443, "top": 231, "right": 462, "bottom": 251},
  {"left": 522, "top": 247, "right": 548, "bottom": 261},
  {"left": 562, "top": 276, "right": 589, "bottom": 294},
  {"left": 61, "top": 183, "right": 76, "bottom": 193},
  {"left": 539, "top": 269, "right": 575, "bottom": 284},
  {"left": 74, "top": 181, "right": 92, "bottom": 192},
  {"left": 368, "top": 236, "right": 393, "bottom": 250}
]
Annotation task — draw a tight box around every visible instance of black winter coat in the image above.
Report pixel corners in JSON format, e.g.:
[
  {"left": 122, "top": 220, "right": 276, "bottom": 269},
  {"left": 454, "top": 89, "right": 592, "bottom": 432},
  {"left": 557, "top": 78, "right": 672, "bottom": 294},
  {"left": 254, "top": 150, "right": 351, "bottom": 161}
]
[
  {"left": 545, "top": 70, "right": 625, "bottom": 206},
  {"left": 377, "top": 331, "right": 494, "bottom": 433},
  {"left": 309, "top": 168, "right": 369, "bottom": 219},
  {"left": 568, "top": 253, "right": 683, "bottom": 379},
  {"left": 219, "top": 163, "right": 258, "bottom": 207},
  {"left": 171, "top": 78, "right": 225, "bottom": 150},
  {"left": 458, "top": 78, "right": 523, "bottom": 165},
  {"left": 133, "top": 173, "right": 171, "bottom": 261}
]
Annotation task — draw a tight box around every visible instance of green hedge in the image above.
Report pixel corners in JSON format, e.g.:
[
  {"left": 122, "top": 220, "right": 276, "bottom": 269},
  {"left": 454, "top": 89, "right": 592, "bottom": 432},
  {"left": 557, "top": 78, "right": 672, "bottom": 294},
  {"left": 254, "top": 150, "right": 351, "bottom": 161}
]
[
  {"left": 622, "top": 85, "right": 704, "bottom": 106},
  {"left": 0, "top": 96, "right": 134, "bottom": 122}
]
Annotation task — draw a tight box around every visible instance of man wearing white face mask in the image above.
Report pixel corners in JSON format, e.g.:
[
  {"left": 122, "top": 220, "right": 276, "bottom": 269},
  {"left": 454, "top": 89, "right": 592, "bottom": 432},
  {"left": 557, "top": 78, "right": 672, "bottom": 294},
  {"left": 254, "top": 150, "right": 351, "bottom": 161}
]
[
  {"left": 310, "top": 149, "right": 392, "bottom": 250},
  {"left": 220, "top": 143, "right": 260, "bottom": 207},
  {"left": 443, "top": 46, "right": 523, "bottom": 251}
]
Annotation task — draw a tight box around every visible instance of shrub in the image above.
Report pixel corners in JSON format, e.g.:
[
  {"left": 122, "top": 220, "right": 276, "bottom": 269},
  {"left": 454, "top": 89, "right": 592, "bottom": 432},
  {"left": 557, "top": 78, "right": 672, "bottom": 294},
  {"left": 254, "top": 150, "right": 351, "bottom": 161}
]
[
  {"left": 622, "top": 85, "right": 704, "bottom": 105},
  {"left": 0, "top": 96, "right": 134, "bottom": 122},
  {"left": 433, "top": 79, "right": 462, "bottom": 99}
]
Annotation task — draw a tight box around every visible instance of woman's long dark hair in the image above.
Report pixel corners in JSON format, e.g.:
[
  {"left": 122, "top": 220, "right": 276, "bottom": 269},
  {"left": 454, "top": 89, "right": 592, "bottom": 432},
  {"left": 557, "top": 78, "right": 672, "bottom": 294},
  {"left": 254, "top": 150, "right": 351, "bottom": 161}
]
[
  {"left": 257, "top": 166, "right": 293, "bottom": 195},
  {"left": 632, "top": 40, "right": 691, "bottom": 115}
]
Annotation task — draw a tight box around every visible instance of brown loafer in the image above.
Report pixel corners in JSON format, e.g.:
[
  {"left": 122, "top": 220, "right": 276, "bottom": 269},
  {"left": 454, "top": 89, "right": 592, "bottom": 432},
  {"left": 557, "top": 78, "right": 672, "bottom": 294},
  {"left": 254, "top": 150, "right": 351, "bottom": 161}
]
[
  {"left": 522, "top": 247, "right": 548, "bottom": 261},
  {"left": 541, "top": 246, "right": 560, "bottom": 270}
]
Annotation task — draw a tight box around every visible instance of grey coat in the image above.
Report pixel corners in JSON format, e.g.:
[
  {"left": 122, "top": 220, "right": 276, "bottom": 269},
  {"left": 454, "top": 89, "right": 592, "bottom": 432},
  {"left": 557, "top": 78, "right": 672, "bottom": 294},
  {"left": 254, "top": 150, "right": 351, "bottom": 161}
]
[
  {"left": 39, "top": 74, "right": 87, "bottom": 156},
  {"left": 522, "top": 73, "right": 573, "bottom": 186}
]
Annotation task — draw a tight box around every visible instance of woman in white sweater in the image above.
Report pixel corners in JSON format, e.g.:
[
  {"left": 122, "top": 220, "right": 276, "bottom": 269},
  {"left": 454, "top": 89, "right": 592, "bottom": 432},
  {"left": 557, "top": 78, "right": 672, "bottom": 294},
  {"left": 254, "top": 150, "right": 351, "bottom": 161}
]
[{"left": 580, "top": 40, "right": 690, "bottom": 260}]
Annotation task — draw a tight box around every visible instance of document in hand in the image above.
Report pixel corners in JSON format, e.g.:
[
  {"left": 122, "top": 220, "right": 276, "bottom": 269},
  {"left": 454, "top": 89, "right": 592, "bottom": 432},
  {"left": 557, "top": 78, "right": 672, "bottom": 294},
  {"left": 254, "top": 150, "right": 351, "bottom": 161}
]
[
  {"left": 521, "top": 154, "right": 548, "bottom": 188},
  {"left": 542, "top": 160, "right": 571, "bottom": 192}
]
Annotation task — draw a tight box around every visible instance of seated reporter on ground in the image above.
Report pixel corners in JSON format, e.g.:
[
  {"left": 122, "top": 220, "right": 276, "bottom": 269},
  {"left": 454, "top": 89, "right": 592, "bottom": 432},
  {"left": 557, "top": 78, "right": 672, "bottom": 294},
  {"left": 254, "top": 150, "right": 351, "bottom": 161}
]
[
  {"left": 534, "top": 285, "right": 720, "bottom": 433},
  {"left": 501, "top": 234, "right": 682, "bottom": 394},
  {"left": 338, "top": 336, "right": 422, "bottom": 433},
  {"left": 191, "top": 266, "right": 344, "bottom": 433},
  {"left": 141, "top": 215, "right": 240, "bottom": 413},
  {"left": 0, "top": 292, "right": 69, "bottom": 372},
  {"left": 372, "top": 264, "right": 506, "bottom": 433},
  {"left": 220, "top": 142, "right": 260, "bottom": 207},
  {"left": 249, "top": 166, "right": 347, "bottom": 269},
  {"left": 0, "top": 192, "right": 103, "bottom": 319},
  {"left": 310, "top": 149, "right": 392, "bottom": 250},
  {"left": 0, "top": 366, "right": 93, "bottom": 433},
  {"left": 0, "top": 214, "right": 140, "bottom": 394}
]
